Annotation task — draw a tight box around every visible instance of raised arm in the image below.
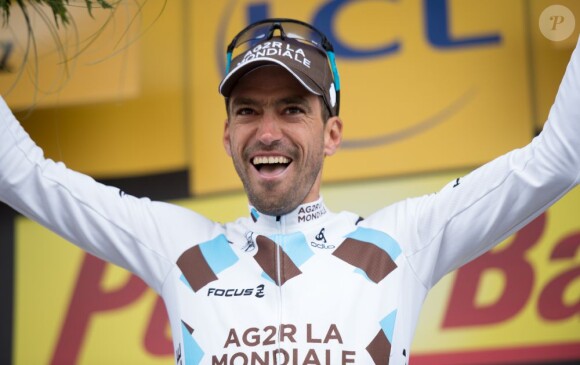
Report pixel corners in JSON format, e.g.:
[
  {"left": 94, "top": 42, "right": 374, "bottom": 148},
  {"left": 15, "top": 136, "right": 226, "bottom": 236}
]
[
  {"left": 0, "top": 98, "right": 211, "bottom": 292},
  {"left": 398, "top": 37, "right": 580, "bottom": 288}
]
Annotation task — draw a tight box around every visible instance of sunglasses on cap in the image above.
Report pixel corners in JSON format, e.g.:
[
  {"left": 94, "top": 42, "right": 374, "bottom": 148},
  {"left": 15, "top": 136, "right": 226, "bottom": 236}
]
[{"left": 224, "top": 18, "right": 341, "bottom": 116}]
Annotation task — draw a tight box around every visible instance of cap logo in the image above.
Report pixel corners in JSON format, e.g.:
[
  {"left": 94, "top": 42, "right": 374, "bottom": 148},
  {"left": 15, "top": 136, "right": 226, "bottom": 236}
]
[
  {"left": 329, "top": 83, "right": 336, "bottom": 107},
  {"left": 238, "top": 41, "right": 311, "bottom": 69}
]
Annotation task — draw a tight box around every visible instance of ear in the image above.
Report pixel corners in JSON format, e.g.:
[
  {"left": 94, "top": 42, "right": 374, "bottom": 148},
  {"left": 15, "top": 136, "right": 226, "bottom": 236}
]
[
  {"left": 223, "top": 119, "right": 232, "bottom": 157},
  {"left": 323, "top": 116, "right": 343, "bottom": 156}
]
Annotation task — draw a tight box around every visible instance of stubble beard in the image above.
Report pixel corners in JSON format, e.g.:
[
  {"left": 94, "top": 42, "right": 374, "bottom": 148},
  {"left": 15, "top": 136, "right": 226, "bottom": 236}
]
[{"left": 232, "top": 146, "right": 323, "bottom": 217}]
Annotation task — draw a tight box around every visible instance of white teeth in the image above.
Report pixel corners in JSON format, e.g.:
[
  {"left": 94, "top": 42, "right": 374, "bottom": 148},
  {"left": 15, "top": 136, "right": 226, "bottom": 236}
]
[{"left": 252, "top": 156, "right": 290, "bottom": 165}]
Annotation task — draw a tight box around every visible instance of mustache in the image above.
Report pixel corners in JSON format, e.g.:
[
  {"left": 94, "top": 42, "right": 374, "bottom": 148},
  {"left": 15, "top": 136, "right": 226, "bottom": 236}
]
[{"left": 242, "top": 141, "right": 296, "bottom": 159}]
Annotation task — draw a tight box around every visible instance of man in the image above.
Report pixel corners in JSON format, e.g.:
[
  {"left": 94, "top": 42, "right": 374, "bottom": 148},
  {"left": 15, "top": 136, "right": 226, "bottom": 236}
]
[{"left": 0, "top": 18, "right": 579, "bottom": 364}]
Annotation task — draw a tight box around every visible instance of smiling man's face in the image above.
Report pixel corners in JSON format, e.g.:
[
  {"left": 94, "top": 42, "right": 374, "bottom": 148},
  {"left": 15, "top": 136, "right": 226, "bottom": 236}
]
[{"left": 223, "top": 66, "right": 342, "bottom": 216}]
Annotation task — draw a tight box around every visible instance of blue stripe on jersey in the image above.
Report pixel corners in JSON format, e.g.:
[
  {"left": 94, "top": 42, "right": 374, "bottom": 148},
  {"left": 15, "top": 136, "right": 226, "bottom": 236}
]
[
  {"left": 251, "top": 207, "right": 260, "bottom": 222},
  {"left": 380, "top": 309, "right": 397, "bottom": 343},
  {"left": 346, "top": 227, "right": 402, "bottom": 260},
  {"left": 181, "top": 323, "right": 204, "bottom": 365},
  {"left": 199, "top": 234, "right": 239, "bottom": 274},
  {"left": 276, "top": 231, "right": 314, "bottom": 267}
]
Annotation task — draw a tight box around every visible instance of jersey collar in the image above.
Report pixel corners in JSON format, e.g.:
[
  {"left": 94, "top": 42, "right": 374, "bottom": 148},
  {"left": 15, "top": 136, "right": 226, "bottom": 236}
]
[{"left": 248, "top": 197, "right": 329, "bottom": 229}]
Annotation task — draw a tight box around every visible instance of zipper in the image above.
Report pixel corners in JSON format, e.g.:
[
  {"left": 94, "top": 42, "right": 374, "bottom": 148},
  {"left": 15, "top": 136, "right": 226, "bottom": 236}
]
[{"left": 275, "top": 216, "right": 285, "bottom": 363}]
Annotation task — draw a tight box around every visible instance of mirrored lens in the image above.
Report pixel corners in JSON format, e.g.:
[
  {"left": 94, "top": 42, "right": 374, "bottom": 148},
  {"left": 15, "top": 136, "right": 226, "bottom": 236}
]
[
  {"left": 234, "top": 23, "right": 274, "bottom": 47},
  {"left": 230, "top": 21, "right": 325, "bottom": 59},
  {"left": 279, "top": 22, "right": 323, "bottom": 46}
]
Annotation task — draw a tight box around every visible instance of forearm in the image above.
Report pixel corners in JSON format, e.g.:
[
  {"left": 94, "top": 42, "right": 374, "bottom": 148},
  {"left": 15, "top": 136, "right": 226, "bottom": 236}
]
[{"left": 409, "top": 37, "right": 580, "bottom": 287}]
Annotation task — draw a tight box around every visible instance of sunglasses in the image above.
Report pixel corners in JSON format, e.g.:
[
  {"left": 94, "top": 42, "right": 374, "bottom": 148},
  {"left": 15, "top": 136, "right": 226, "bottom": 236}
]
[{"left": 225, "top": 18, "right": 341, "bottom": 115}]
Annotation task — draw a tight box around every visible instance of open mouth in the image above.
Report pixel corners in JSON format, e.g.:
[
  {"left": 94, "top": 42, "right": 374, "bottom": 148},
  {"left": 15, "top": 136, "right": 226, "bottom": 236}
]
[{"left": 252, "top": 156, "right": 292, "bottom": 177}]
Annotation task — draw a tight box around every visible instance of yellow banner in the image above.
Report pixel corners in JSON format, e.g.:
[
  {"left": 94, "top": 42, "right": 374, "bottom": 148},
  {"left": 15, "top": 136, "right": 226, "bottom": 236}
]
[
  {"left": 13, "top": 171, "right": 580, "bottom": 364},
  {"left": 189, "top": 0, "right": 537, "bottom": 194}
]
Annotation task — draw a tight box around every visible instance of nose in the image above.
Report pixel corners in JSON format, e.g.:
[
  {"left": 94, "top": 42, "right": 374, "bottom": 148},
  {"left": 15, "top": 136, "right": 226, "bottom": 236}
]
[{"left": 256, "top": 112, "right": 282, "bottom": 146}]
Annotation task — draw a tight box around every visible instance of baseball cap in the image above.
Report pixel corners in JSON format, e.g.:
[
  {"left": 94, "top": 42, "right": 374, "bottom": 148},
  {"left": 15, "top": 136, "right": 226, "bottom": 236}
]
[{"left": 218, "top": 19, "right": 340, "bottom": 116}]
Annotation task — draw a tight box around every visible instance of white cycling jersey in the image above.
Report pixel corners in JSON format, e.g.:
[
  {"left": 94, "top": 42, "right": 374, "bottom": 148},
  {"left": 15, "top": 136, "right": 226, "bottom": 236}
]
[{"left": 1, "top": 39, "right": 580, "bottom": 365}]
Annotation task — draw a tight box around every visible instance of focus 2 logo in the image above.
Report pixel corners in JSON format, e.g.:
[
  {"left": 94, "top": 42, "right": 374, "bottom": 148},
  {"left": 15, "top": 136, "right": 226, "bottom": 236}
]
[{"left": 207, "top": 284, "right": 266, "bottom": 298}]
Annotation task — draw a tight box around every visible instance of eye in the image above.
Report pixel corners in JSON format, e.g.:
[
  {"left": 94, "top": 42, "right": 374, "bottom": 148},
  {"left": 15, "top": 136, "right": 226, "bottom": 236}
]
[
  {"left": 236, "top": 107, "right": 256, "bottom": 116},
  {"left": 284, "top": 106, "right": 305, "bottom": 115}
]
